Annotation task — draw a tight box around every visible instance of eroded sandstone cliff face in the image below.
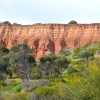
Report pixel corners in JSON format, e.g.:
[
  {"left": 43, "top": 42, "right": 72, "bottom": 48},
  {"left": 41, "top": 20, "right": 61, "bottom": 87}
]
[{"left": 0, "top": 24, "right": 100, "bottom": 59}]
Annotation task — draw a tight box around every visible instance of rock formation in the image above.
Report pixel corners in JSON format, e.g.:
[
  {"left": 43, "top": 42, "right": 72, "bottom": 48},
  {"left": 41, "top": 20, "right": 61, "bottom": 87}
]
[{"left": 0, "top": 23, "right": 100, "bottom": 59}]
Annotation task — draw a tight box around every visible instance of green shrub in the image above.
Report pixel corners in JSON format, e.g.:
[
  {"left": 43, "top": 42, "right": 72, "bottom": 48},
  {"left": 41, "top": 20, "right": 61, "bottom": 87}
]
[
  {"left": 0, "top": 74, "right": 6, "bottom": 80},
  {"left": 59, "top": 49, "right": 71, "bottom": 56},
  {"left": 0, "top": 80, "right": 7, "bottom": 90},
  {"left": 87, "top": 47, "right": 97, "bottom": 54},
  {"left": 68, "top": 20, "right": 77, "bottom": 24},
  {"left": 11, "top": 85, "right": 21, "bottom": 92},
  {"left": 83, "top": 44, "right": 90, "bottom": 48},
  {"left": 0, "top": 80, "right": 7, "bottom": 86},
  {"left": 64, "top": 62, "right": 100, "bottom": 100},
  {"left": 10, "top": 81, "right": 21, "bottom": 86},
  {"left": 73, "top": 47, "right": 82, "bottom": 59},
  {"left": 4, "top": 93, "right": 31, "bottom": 100},
  {"left": 33, "top": 82, "right": 66, "bottom": 100},
  {"left": 34, "top": 86, "right": 54, "bottom": 96}
]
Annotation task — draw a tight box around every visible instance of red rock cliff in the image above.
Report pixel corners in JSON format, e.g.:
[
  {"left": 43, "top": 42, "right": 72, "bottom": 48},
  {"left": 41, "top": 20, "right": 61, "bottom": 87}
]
[{"left": 0, "top": 24, "right": 100, "bottom": 59}]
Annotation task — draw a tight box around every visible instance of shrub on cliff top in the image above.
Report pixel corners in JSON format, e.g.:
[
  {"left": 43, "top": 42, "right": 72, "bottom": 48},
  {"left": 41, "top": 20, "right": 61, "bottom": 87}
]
[
  {"left": 68, "top": 20, "right": 77, "bottom": 24},
  {"left": 3, "top": 21, "right": 11, "bottom": 25}
]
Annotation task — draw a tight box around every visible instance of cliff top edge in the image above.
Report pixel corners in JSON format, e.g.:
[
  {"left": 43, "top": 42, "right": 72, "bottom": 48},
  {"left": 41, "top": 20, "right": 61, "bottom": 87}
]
[{"left": 0, "top": 23, "right": 100, "bottom": 27}]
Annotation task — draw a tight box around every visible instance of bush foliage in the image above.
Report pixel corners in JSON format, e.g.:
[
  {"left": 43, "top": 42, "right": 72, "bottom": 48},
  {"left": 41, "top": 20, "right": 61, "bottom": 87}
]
[{"left": 0, "top": 42, "right": 100, "bottom": 100}]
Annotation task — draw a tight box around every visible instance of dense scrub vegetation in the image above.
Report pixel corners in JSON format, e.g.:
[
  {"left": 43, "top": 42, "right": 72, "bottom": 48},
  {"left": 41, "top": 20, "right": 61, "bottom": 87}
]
[
  {"left": 0, "top": 21, "right": 21, "bottom": 25},
  {"left": 0, "top": 42, "right": 100, "bottom": 100}
]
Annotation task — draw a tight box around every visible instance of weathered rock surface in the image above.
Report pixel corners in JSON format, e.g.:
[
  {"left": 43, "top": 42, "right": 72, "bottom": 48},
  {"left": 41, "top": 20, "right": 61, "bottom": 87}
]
[{"left": 0, "top": 24, "right": 100, "bottom": 59}]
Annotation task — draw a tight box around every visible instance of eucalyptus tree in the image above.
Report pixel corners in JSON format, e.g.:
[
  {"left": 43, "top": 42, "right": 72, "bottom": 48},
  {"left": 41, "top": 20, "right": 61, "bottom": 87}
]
[
  {"left": 10, "top": 43, "right": 36, "bottom": 87},
  {"left": 54, "top": 57, "right": 69, "bottom": 75},
  {"left": 15, "top": 52, "right": 36, "bottom": 80},
  {"left": 79, "top": 51, "right": 94, "bottom": 67},
  {"left": 0, "top": 52, "right": 16, "bottom": 78},
  {"left": 39, "top": 54, "right": 58, "bottom": 78},
  {"left": 43, "top": 61, "right": 51, "bottom": 77},
  {"left": 0, "top": 45, "right": 9, "bottom": 56},
  {"left": 37, "top": 62, "right": 43, "bottom": 78}
]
